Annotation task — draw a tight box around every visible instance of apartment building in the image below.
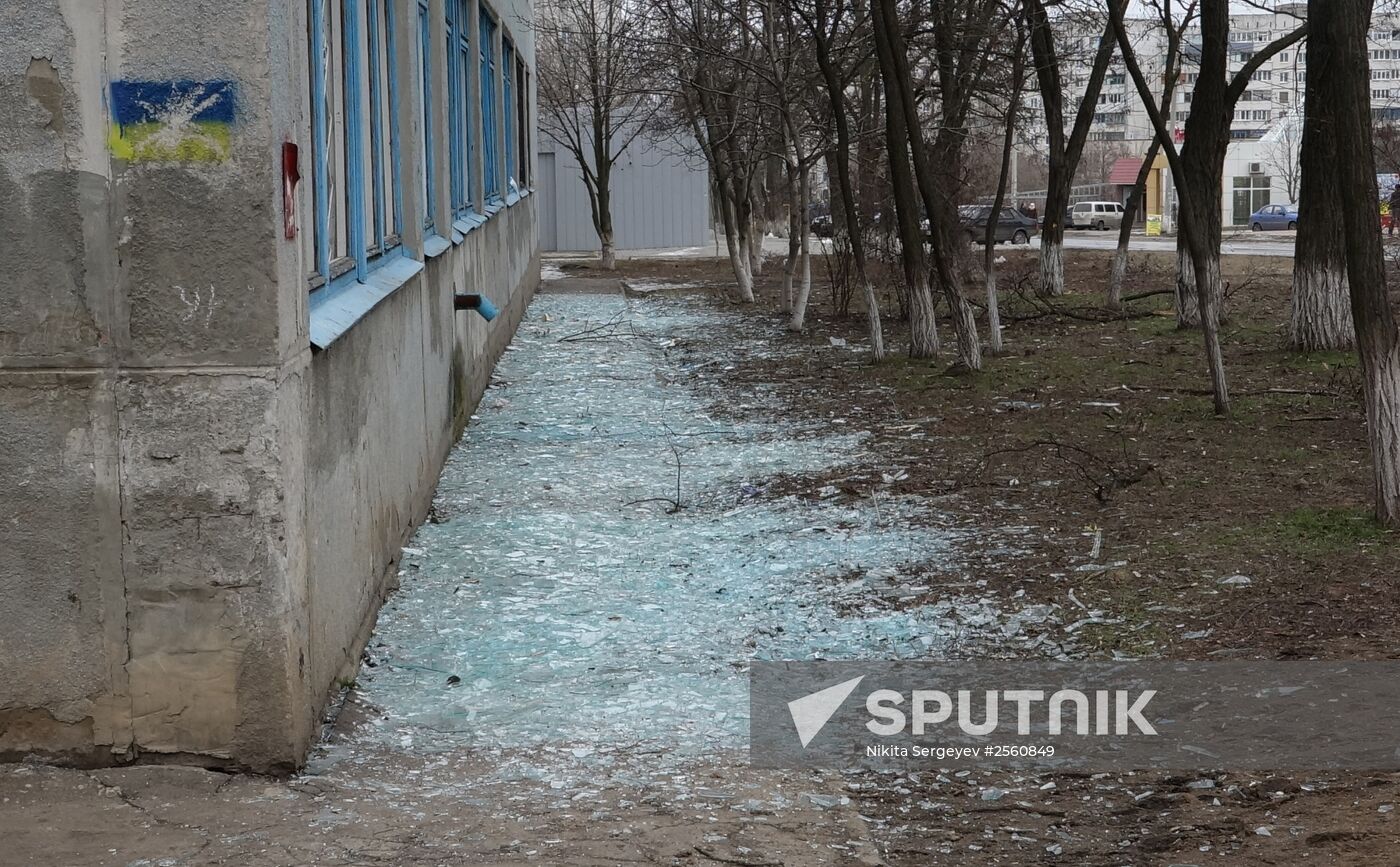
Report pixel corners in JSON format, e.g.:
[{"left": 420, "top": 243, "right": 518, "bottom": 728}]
[{"left": 1034, "top": 0, "right": 1400, "bottom": 228}]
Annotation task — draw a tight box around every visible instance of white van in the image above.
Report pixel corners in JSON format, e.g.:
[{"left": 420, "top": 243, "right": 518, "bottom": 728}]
[{"left": 1071, "top": 201, "right": 1126, "bottom": 230}]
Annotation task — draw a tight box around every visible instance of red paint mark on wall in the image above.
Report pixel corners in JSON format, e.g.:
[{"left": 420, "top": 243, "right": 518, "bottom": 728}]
[{"left": 283, "top": 142, "right": 300, "bottom": 240}]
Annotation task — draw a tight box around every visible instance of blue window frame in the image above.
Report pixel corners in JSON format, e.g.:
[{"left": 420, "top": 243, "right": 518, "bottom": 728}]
[
  {"left": 479, "top": 7, "right": 500, "bottom": 202},
  {"left": 514, "top": 57, "right": 529, "bottom": 187},
  {"left": 367, "top": 0, "right": 403, "bottom": 253},
  {"left": 308, "top": 0, "right": 405, "bottom": 289},
  {"left": 447, "top": 0, "right": 474, "bottom": 215},
  {"left": 417, "top": 0, "right": 436, "bottom": 232},
  {"left": 503, "top": 37, "right": 515, "bottom": 194}
]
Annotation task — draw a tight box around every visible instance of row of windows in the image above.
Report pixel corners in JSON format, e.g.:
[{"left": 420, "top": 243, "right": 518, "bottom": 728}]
[{"left": 306, "top": 0, "right": 531, "bottom": 290}]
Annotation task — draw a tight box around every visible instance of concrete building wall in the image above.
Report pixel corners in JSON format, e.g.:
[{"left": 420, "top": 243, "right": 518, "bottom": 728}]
[
  {"left": 538, "top": 130, "right": 710, "bottom": 252},
  {"left": 1, "top": 0, "right": 539, "bottom": 771}
]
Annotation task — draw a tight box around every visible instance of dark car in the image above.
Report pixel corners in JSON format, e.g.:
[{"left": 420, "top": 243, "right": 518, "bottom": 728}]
[
  {"left": 809, "top": 214, "right": 834, "bottom": 238},
  {"left": 959, "top": 206, "right": 1038, "bottom": 245},
  {"left": 1044, "top": 206, "right": 1074, "bottom": 231}
]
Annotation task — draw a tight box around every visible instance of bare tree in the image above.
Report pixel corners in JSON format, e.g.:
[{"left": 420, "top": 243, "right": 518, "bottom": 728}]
[
  {"left": 983, "top": 9, "right": 1029, "bottom": 355},
  {"left": 658, "top": 0, "right": 772, "bottom": 302},
  {"left": 536, "top": 0, "right": 662, "bottom": 269},
  {"left": 1312, "top": 0, "right": 1400, "bottom": 526},
  {"left": 749, "top": 0, "right": 828, "bottom": 330},
  {"left": 863, "top": 0, "right": 943, "bottom": 357},
  {"left": 1107, "top": 0, "right": 1195, "bottom": 310},
  {"left": 1262, "top": 115, "right": 1303, "bottom": 204},
  {"left": 1113, "top": 0, "right": 1305, "bottom": 415},
  {"left": 871, "top": 0, "right": 1008, "bottom": 371},
  {"left": 803, "top": 0, "right": 886, "bottom": 358},
  {"left": 1025, "top": 0, "right": 1122, "bottom": 298},
  {"left": 878, "top": 65, "right": 941, "bottom": 357}
]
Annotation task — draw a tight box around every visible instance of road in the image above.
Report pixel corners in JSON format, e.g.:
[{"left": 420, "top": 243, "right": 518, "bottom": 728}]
[
  {"left": 548, "top": 229, "right": 1301, "bottom": 261},
  {"left": 1031, "top": 229, "right": 1296, "bottom": 258}
]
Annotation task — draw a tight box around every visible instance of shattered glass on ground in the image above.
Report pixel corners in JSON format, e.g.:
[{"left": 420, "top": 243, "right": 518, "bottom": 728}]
[{"left": 326, "top": 290, "right": 1057, "bottom": 773}]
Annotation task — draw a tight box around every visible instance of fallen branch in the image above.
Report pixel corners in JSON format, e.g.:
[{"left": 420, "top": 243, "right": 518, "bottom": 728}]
[
  {"left": 982, "top": 438, "right": 1157, "bottom": 503},
  {"left": 558, "top": 310, "right": 638, "bottom": 342},
  {"left": 1120, "top": 287, "right": 1176, "bottom": 303}
]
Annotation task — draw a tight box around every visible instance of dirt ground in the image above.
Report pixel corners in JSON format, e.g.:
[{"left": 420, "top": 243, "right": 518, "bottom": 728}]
[
  {"left": 5, "top": 247, "right": 1400, "bottom": 866},
  {"left": 562, "top": 246, "right": 1400, "bottom": 864}
]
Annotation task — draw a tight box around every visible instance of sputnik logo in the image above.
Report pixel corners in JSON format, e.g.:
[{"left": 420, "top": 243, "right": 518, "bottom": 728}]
[{"left": 787, "top": 676, "right": 864, "bottom": 747}]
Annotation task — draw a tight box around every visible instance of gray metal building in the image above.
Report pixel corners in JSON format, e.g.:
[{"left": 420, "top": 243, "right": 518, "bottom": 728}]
[{"left": 537, "top": 130, "right": 711, "bottom": 252}]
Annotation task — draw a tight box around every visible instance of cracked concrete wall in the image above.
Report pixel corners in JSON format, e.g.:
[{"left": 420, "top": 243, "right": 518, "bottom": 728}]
[
  {"left": 0, "top": 0, "right": 302, "bottom": 770},
  {"left": 2, "top": 0, "right": 538, "bottom": 771}
]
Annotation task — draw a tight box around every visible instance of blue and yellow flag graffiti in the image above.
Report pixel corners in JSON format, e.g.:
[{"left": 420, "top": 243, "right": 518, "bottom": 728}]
[{"left": 108, "top": 80, "right": 237, "bottom": 163}]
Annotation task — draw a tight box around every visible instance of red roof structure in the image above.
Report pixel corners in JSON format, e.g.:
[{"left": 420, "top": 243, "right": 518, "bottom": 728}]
[{"left": 1108, "top": 157, "right": 1144, "bottom": 186}]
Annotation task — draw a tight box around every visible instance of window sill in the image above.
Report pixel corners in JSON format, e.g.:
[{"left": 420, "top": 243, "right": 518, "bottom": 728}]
[
  {"left": 483, "top": 197, "right": 505, "bottom": 216},
  {"left": 453, "top": 209, "right": 487, "bottom": 238},
  {"left": 309, "top": 254, "right": 425, "bottom": 349},
  {"left": 423, "top": 233, "right": 450, "bottom": 258}
]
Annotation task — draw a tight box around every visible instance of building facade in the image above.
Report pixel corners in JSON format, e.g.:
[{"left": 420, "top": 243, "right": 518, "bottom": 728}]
[
  {"left": 537, "top": 128, "right": 711, "bottom": 253},
  {"left": 1, "top": 0, "right": 538, "bottom": 771}
]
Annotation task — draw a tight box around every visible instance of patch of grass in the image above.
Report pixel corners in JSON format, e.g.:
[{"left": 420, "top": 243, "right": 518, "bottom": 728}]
[
  {"left": 1276, "top": 506, "right": 1392, "bottom": 551},
  {"left": 1210, "top": 506, "right": 1393, "bottom": 560},
  {"left": 1277, "top": 349, "right": 1359, "bottom": 373}
]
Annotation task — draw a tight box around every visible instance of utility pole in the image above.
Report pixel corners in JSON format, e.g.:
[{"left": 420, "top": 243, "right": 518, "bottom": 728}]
[{"left": 1009, "top": 142, "right": 1020, "bottom": 204}]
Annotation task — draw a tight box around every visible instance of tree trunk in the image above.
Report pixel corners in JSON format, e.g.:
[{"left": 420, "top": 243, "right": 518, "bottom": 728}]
[
  {"left": 1108, "top": 140, "right": 1161, "bottom": 309},
  {"left": 1315, "top": 0, "right": 1400, "bottom": 525},
  {"left": 1291, "top": 258, "right": 1355, "bottom": 351},
  {"left": 907, "top": 282, "right": 939, "bottom": 357},
  {"left": 719, "top": 187, "right": 755, "bottom": 303},
  {"left": 1026, "top": 0, "right": 1120, "bottom": 299},
  {"left": 1173, "top": 0, "right": 1236, "bottom": 414},
  {"left": 1176, "top": 194, "right": 1232, "bottom": 411},
  {"left": 790, "top": 165, "right": 814, "bottom": 331},
  {"left": 781, "top": 165, "right": 798, "bottom": 314},
  {"left": 1175, "top": 241, "right": 1200, "bottom": 327},
  {"left": 1186, "top": 236, "right": 1230, "bottom": 414},
  {"left": 1291, "top": 22, "right": 1355, "bottom": 352},
  {"left": 983, "top": 22, "right": 1025, "bottom": 354},
  {"left": 749, "top": 213, "right": 765, "bottom": 277},
  {"left": 1039, "top": 211, "right": 1067, "bottom": 298},
  {"left": 811, "top": 2, "right": 885, "bottom": 360},
  {"left": 875, "top": 17, "right": 938, "bottom": 359},
  {"left": 869, "top": 0, "right": 978, "bottom": 369}
]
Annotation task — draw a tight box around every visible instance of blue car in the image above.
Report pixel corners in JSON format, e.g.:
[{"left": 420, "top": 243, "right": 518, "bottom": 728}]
[{"left": 1249, "top": 203, "right": 1299, "bottom": 231}]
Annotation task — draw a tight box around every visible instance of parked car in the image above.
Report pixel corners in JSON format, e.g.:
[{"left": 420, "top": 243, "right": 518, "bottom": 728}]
[
  {"left": 1070, "top": 201, "right": 1127, "bottom": 230},
  {"left": 1042, "top": 207, "right": 1074, "bottom": 231},
  {"left": 1249, "top": 203, "right": 1299, "bottom": 231},
  {"left": 809, "top": 214, "right": 834, "bottom": 238},
  {"left": 958, "top": 205, "right": 1038, "bottom": 245}
]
